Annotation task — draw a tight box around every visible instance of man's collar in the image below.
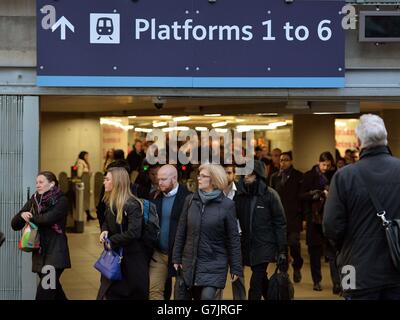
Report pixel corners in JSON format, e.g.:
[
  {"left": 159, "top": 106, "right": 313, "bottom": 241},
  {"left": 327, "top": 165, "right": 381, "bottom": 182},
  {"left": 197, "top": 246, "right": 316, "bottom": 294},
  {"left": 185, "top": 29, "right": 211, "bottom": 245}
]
[{"left": 163, "top": 184, "right": 179, "bottom": 197}]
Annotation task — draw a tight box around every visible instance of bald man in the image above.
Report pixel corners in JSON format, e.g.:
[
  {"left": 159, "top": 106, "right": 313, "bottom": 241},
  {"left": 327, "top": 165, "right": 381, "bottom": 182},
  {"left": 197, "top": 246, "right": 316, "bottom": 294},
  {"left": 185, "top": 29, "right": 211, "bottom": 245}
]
[{"left": 149, "top": 164, "right": 191, "bottom": 300}]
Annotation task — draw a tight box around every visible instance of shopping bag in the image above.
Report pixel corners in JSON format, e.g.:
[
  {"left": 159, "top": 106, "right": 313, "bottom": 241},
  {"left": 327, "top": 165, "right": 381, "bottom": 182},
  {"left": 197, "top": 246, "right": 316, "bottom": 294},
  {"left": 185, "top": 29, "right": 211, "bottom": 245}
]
[{"left": 18, "top": 222, "right": 40, "bottom": 252}]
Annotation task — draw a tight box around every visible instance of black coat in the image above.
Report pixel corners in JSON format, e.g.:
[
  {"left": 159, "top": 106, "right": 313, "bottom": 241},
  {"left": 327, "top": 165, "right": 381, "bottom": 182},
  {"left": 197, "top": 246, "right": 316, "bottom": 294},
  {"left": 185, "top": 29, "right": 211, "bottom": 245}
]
[
  {"left": 11, "top": 195, "right": 71, "bottom": 273},
  {"left": 323, "top": 146, "right": 400, "bottom": 295},
  {"left": 300, "top": 165, "right": 333, "bottom": 247},
  {"left": 97, "top": 197, "right": 149, "bottom": 300},
  {"left": 127, "top": 150, "right": 145, "bottom": 173},
  {"left": 152, "top": 184, "right": 191, "bottom": 277},
  {"left": 172, "top": 192, "right": 243, "bottom": 289},
  {"left": 235, "top": 179, "right": 287, "bottom": 267},
  {"left": 270, "top": 167, "right": 304, "bottom": 233}
]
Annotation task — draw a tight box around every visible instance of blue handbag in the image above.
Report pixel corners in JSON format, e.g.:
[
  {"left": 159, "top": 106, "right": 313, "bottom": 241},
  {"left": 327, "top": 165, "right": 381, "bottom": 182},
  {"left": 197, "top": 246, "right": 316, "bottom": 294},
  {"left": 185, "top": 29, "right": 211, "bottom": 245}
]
[{"left": 94, "top": 238, "right": 123, "bottom": 281}]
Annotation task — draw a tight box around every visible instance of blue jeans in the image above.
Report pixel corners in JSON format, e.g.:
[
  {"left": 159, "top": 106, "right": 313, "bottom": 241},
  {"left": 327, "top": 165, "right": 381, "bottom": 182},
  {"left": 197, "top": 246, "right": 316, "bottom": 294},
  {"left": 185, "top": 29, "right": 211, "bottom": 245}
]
[{"left": 347, "top": 286, "right": 400, "bottom": 300}]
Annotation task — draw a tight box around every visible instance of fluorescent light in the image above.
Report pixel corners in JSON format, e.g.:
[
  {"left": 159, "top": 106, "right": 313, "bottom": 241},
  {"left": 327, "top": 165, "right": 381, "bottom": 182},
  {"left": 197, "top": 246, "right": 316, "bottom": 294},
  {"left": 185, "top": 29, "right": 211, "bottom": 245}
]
[
  {"left": 128, "top": 116, "right": 137, "bottom": 119},
  {"left": 100, "top": 119, "right": 134, "bottom": 131},
  {"left": 153, "top": 122, "right": 167, "bottom": 128},
  {"left": 335, "top": 121, "right": 346, "bottom": 127},
  {"left": 235, "top": 118, "right": 245, "bottom": 123},
  {"left": 269, "top": 121, "right": 287, "bottom": 127},
  {"left": 215, "top": 128, "right": 228, "bottom": 133},
  {"left": 160, "top": 115, "right": 172, "bottom": 118},
  {"left": 162, "top": 126, "right": 190, "bottom": 132},
  {"left": 135, "top": 128, "right": 152, "bottom": 133},
  {"left": 195, "top": 127, "right": 208, "bottom": 131},
  {"left": 257, "top": 113, "right": 278, "bottom": 116},
  {"left": 313, "top": 112, "right": 334, "bottom": 115},
  {"left": 173, "top": 116, "right": 191, "bottom": 122},
  {"left": 212, "top": 121, "right": 228, "bottom": 128},
  {"left": 204, "top": 114, "right": 222, "bottom": 117},
  {"left": 236, "top": 125, "right": 275, "bottom": 132}
]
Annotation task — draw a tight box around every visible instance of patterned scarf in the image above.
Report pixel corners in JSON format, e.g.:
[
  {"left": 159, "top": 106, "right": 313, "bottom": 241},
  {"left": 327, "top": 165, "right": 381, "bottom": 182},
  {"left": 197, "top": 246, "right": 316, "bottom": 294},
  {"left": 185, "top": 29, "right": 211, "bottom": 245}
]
[{"left": 33, "top": 186, "right": 63, "bottom": 234}]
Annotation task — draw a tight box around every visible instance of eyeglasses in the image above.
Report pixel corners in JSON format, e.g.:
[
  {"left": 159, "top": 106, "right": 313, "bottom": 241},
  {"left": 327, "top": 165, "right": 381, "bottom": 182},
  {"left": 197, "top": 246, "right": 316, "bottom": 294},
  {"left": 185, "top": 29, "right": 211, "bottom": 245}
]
[{"left": 197, "top": 174, "right": 211, "bottom": 180}]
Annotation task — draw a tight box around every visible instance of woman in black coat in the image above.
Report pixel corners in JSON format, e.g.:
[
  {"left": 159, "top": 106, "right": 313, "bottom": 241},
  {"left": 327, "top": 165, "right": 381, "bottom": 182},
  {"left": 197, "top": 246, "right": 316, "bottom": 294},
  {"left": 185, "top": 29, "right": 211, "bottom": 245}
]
[
  {"left": 97, "top": 167, "right": 149, "bottom": 300},
  {"left": 11, "top": 171, "right": 71, "bottom": 300},
  {"left": 173, "top": 164, "right": 243, "bottom": 300}
]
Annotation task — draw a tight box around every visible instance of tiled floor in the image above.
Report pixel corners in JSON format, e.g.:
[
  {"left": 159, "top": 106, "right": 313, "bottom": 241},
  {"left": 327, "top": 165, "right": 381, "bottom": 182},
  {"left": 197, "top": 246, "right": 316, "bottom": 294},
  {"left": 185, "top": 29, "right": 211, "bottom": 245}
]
[{"left": 62, "top": 220, "right": 342, "bottom": 300}]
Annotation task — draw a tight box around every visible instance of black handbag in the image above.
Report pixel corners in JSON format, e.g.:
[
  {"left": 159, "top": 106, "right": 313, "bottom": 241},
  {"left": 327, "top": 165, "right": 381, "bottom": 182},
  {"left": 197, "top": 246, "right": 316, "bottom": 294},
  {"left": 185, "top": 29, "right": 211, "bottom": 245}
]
[
  {"left": 266, "top": 267, "right": 294, "bottom": 300},
  {"left": 173, "top": 268, "right": 191, "bottom": 300},
  {"left": 358, "top": 168, "right": 400, "bottom": 272}
]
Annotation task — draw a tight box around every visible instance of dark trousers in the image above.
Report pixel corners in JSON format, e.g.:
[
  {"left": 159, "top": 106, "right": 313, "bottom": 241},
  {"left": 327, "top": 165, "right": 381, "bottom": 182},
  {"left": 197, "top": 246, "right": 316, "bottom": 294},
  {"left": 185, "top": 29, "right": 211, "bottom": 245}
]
[
  {"left": 249, "top": 262, "right": 269, "bottom": 300},
  {"left": 308, "top": 245, "right": 323, "bottom": 284},
  {"left": 288, "top": 232, "right": 303, "bottom": 271},
  {"left": 347, "top": 286, "right": 400, "bottom": 300},
  {"left": 327, "top": 256, "right": 340, "bottom": 287},
  {"left": 36, "top": 269, "right": 67, "bottom": 300},
  {"left": 192, "top": 286, "right": 218, "bottom": 300}
]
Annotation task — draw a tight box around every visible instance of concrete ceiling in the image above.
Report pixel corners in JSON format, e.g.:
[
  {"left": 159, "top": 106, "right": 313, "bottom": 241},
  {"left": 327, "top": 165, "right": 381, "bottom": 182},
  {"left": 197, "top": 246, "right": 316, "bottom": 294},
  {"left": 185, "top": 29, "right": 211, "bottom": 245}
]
[{"left": 40, "top": 95, "right": 400, "bottom": 115}]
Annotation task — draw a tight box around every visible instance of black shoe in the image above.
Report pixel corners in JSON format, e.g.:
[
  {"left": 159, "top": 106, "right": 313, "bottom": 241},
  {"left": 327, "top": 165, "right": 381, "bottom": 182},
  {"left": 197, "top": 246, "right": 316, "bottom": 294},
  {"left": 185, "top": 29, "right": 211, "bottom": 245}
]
[
  {"left": 0, "top": 232, "right": 5, "bottom": 247},
  {"left": 313, "top": 283, "right": 322, "bottom": 291},
  {"left": 86, "top": 211, "right": 96, "bottom": 221},
  {"left": 293, "top": 269, "right": 302, "bottom": 283},
  {"left": 332, "top": 284, "right": 341, "bottom": 295}
]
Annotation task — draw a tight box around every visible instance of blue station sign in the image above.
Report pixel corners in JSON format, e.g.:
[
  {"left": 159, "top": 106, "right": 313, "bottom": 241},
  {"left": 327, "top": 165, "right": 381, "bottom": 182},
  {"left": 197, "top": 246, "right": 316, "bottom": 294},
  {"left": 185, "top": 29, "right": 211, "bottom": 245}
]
[{"left": 37, "top": 0, "right": 345, "bottom": 88}]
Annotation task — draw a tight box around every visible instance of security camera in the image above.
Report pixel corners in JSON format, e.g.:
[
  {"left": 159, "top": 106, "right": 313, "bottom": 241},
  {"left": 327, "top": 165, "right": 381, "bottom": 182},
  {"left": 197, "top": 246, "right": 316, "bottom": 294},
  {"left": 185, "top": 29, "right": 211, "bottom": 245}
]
[{"left": 152, "top": 97, "right": 166, "bottom": 110}]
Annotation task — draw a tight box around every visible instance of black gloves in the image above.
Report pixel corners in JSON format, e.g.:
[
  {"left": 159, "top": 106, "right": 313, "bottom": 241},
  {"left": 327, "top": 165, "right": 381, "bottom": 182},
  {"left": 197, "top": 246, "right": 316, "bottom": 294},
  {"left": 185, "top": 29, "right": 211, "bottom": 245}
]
[{"left": 277, "top": 252, "right": 288, "bottom": 272}]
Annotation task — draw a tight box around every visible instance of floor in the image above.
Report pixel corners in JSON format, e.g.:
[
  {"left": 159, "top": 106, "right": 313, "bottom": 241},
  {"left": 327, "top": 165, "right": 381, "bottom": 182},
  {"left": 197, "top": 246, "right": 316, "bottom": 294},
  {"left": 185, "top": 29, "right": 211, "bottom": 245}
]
[{"left": 62, "top": 220, "right": 342, "bottom": 300}]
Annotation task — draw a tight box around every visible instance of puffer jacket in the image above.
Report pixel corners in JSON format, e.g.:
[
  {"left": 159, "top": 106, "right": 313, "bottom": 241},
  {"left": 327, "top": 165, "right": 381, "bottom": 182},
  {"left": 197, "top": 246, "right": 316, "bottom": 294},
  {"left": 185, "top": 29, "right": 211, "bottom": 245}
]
[{"left": 172, "top": 191, "right": 243, "bottom": 289}]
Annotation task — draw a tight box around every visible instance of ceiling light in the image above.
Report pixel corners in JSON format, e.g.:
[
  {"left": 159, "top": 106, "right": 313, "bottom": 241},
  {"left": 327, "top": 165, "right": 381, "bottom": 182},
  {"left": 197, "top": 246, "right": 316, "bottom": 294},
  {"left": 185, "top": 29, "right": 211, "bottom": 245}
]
[
  {"left": 160, "top": 115, "right": 172, "bottom": 118},
  {"left": 236, "top": 125, "right": 275, "bottom": 132},
  {"left": 204, "top": 114, "right": 222, "bottom": 117},
  {"left": 153, "top": 122, "right": 168, "bottom": 128},
  {"left": 269, "top": 121, "right": 287, "bottom": 127},
  {"left": 212, "top": 121, "right": 228, "bottom": 128},
  {"left": 128, "top": 116, "right": 137, "bottom": 119},
  {"left": 173, "top": 116, "right": 191, "bottom": 122},
  {"left": 195, "top": 127, "right": 208, "bottom": 131},
  {"left": 135, "top": 128, "right": 153, "bottom": 133},
  {"left": 257, "top": 113, "right": 278, "bottom": 116},
  {"left": 162, "top": 126, "right": 190, "bottom": 132},
  {"left": 215, "top": 128, "right": 228, "bottom": 133}
]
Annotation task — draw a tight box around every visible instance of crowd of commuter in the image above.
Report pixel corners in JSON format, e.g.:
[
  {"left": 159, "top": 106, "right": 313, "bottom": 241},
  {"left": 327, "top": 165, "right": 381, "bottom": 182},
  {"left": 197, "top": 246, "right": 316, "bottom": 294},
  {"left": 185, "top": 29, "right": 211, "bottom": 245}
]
[{"left": 6, "top": 114, "right": 400, "bottom": 300}]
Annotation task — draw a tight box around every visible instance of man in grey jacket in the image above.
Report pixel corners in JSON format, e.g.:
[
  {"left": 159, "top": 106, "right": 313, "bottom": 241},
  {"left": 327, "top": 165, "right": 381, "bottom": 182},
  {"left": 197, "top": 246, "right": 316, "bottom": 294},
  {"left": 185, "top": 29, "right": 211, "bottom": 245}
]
[{"left": 324, "top": 114, "right": 400, "bottom": 300}]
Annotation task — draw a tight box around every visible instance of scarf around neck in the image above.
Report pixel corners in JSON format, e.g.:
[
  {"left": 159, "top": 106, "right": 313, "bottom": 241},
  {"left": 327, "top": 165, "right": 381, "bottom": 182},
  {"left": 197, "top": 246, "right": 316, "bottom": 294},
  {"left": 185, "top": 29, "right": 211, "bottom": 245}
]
[{"left": 198, "top": 189, "right": 222, "bottom": 204}]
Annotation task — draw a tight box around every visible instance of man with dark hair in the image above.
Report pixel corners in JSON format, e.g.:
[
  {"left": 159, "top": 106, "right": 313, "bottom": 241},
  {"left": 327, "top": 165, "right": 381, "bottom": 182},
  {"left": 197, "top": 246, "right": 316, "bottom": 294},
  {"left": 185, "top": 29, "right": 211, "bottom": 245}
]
[
  {"left": 113, "top": 149, "right": 125, "bottom": 161},
  {"left": 127, "top": 140, "right": 146, "bottom": 173},
  {"left": 270, "top": 152, "right": 304, "bottom": 283}
]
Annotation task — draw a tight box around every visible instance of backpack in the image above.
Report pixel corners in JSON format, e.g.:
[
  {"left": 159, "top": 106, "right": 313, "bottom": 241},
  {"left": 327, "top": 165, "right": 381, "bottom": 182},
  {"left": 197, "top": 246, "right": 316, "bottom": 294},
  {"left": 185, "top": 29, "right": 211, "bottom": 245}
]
[{"left": 141, "top": 199, "right": 160, "bottom": 257}]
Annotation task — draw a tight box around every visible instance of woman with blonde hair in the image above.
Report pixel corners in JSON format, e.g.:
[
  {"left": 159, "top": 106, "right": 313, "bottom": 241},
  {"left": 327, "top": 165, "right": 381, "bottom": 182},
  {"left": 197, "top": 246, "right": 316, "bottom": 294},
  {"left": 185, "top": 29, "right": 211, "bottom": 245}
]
[
  {"left": 173, "top": 163, "right": 243, "bottom": 300},
  {"left": 97, "top": 167, "right": 149, "bottom": 300}
]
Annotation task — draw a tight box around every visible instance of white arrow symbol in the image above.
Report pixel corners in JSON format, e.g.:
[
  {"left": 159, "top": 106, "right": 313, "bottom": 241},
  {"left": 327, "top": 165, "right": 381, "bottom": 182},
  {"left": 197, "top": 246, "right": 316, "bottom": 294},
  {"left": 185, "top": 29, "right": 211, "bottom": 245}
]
[{"left": 51, "top": 16, "right": 74, "bottom": 40}]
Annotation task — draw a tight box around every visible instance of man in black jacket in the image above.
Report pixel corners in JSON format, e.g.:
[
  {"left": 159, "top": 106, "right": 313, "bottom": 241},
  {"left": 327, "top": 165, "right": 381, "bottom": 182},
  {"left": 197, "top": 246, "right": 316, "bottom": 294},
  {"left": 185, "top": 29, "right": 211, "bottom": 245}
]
[
  {"left": 149, "top": 164, "right": 191, "bottom": 300},
  {"left": 324, "top": 114, "right": 400, "bottom": 300},
  {"left": 235, "top": 160, "right": 288, "bottom": 300},
  {"left": 270, "top": 152, "right": 304, "bottom": 283}
]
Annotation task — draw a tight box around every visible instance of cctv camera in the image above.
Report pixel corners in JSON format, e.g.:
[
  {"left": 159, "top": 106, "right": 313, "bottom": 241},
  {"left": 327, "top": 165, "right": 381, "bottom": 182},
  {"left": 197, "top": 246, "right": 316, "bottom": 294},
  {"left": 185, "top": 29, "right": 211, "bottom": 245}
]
[{"left": 152, "top": 97, "right": 166, "bottom": 110}]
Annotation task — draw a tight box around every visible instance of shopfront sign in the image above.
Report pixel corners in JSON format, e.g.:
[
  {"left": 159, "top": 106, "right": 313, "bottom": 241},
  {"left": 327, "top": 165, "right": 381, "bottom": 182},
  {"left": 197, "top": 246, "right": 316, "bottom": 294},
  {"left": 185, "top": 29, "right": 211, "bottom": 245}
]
[{"left": 37, "top": 0, "right": 345, "bottom": 88}]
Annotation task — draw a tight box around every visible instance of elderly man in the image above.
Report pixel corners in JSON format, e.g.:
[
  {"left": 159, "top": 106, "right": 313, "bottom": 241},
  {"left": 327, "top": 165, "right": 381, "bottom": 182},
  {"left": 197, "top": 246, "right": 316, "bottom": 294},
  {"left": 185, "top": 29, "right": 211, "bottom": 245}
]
[
  {"left": 149, "top": 165, "right": 191, "bottom": 300},
  {"left": 324, "top": 114, "right": 400, "bottom": 300}
]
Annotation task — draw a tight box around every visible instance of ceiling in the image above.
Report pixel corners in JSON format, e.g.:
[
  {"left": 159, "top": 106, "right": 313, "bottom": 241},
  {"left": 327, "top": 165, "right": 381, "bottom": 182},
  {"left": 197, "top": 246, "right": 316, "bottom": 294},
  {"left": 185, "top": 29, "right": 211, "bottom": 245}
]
[{"left": 40, "top": 95, "right": 400, "bottom": 115}]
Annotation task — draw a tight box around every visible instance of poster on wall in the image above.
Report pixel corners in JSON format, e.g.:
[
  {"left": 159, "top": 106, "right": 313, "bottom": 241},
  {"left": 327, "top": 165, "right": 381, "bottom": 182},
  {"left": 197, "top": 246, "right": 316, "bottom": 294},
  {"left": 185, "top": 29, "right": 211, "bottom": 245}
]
[
  {"left": 335, "top": 119, "right": 359, "bottom": 157},
  {"left": 100, "top": 118, "right": 129, "bottom": 164}
]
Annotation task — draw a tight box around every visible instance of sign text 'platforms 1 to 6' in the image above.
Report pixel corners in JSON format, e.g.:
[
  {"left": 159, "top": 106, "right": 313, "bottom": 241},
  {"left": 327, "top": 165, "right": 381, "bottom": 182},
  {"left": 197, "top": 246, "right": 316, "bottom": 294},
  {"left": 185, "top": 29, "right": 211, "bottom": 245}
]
[{"left": 37, "top": 0, "right": 345, "bottom": 88}]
